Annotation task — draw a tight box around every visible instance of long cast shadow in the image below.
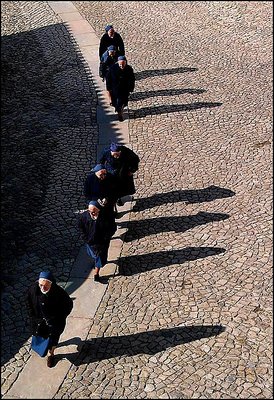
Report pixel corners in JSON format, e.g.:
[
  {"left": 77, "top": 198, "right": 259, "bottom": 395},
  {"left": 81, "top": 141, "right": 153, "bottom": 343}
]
[
  {"left": 132, "top": 186, "right": 236, "bottom": 212},
  {"left": 56, "top": 324, "right": 226, "bottom": 365},
  {"left": 135, "top": 67, "right": 198, "bottom": 81},
  {"left": 117, "top": 211, "right": 230, "bottom": 242},
  {"left": 117, "top": 246, "right": 226, "bottom": 276},
  {"left": 130, "top": 88, "right": 206, "bottom": 101},
  {"left": 129, "top": 102, "right": 222, "bottom": 119}
]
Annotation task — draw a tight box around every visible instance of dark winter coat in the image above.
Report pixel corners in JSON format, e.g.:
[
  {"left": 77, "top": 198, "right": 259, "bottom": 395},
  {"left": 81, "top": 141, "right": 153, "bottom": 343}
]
[
  {"left": 78, "top": 209, "right": 117, "bottom": 247},
  {"left": 83, "top": 171, "right": 118, "bottom": 206},
  {"left": 99, "top": 51, "right": 119, "bottom": 79},
  {"left": 106, "top": 63, "right": 135, "bottom": 112},
  {"left": 27, "top": 282, "right": 73, "bottom": 346},
  {"left": 99, "top": 145, "right": 140, "bottom": 197},
  {"left": 99, "top": 32, "right": 125, "bottom": 58}
]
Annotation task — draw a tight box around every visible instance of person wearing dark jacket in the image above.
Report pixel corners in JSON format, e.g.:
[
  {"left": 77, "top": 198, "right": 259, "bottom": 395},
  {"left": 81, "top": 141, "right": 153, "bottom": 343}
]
[
  {"left": 99, "top": 24, "right": 125, "bottom": 59},
  {"left": 27, "top": 270, "right": 73, "bottom": 368},
  {"left": 99, "top": 45, "right": 119, "bottom": 105},
  {"left": 83, "top": 163, "right": 118, "bottom": 218},
  {"left": 99, "top": 142, "right": 140, "bottom": 206},
  {"left": 106, "top": 56, "right": 135, "bottom": 121},
  {"left": 78, "top": 200, "right": 117, "bottom": 282}
]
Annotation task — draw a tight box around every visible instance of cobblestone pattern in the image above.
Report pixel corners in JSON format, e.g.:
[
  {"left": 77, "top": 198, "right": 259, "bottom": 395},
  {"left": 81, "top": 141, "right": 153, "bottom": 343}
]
[
  {"left": 1, "top": 1, "right": 272, "bottom": 399},
  {"left": 1, "top": 1, "right": 98, "bottom": 395},
  {"left": 54, "top": 1, "right": 272, "bottom": 399}
]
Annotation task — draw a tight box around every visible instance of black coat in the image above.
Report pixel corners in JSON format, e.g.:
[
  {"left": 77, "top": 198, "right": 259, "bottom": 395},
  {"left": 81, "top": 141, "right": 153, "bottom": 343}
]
[
  {"left": 99, "top": 51, "right": 119, "bottom": 79},
  {"left": 99, "top": 32, "right": 125, "bottom": 58},
  {"left": 78, "top": 210, "right": 117, "bottom": 246},
  {"left": 99, "top": 145, "right": 140, "bottom": 197},
  {"left": 27, "top": 282, "right": 73, "bottom": 344},
  {"left": 83, "top": 171, "right": 118, "bottom": 206},
  {"left": 106, "top": 63, "right": 135, "bottom": 111}
]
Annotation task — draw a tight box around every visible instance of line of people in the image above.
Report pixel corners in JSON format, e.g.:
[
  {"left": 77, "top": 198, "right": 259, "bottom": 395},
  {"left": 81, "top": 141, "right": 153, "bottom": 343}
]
[
  {"left": 99, "top": 24, "right": 135, "bottom": 122},
  {"left": 79, "top": 142, "right": 140, "bottom": 282},
  {"left": 26, "top": 24, "right": 139, "bottom": 369}
]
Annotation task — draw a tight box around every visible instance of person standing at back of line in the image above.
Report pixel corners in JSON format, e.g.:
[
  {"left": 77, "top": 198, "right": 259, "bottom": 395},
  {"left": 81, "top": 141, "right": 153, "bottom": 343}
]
[
  {"left": 99, "top": 24, "right": 125, "bottom": 59},
  {"left": 27, "top": 270, "right": 73, "bottom": 368}
]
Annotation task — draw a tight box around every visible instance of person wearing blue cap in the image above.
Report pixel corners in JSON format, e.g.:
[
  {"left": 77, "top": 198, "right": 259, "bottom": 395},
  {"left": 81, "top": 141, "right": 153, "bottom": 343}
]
[
  {"left": 99, "top": 24, "right": 125, "bottom": 59},
  {"left": 106, "top": 56, "right": 135, "bottom": 121},
  {"left": 78, "top": 199, "right": 117, "bottom": 282},
  {"left": 99, "top": 142, "right": 140, "bottom": 205},
  {"left": 83, "top": 163, "right": 118, "bottom": 215},
  {"left": 27, "top": 270, "right": 73, "bottom": 367},
  {"left": 99, "top": 45, "right": 119, "bottom": 104}
]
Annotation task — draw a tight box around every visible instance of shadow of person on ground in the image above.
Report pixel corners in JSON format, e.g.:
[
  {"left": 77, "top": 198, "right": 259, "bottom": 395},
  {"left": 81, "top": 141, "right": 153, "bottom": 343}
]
[
  {"left": 54, "top": 324, "right": 226, "bottom": 366},
  {"left": 117, "top": 246, "right": 226, "bottom": 276},
  {"left": 129, "top": 101, "right": 222, "bottom": 119},
  {"left": 132, "top": 186, "right": 236, "bottom": 212},
  {"left": 130, "top": 88, "right": 206, "bottom": 101},
  {"left": 116, "top": 211, "right": 229, "bottom": 242},
  {"left": 135, "top": 67, "right": 198, "bottom": 80}
]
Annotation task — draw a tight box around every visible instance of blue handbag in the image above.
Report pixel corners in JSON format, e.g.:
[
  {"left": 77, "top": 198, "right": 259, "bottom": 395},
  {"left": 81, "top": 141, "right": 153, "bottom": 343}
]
[{"left": 31, "top": 335, "right": 50, "bottom": 357}]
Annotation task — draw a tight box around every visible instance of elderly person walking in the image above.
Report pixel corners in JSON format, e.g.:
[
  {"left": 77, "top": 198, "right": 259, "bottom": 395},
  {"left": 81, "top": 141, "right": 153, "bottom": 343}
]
[
  {"left": 106, "top": 56, "right": 135, "bottom": 121},
  {"left": 78, "top": 200, "right": 117, "bottom": 282},
  {"left": 99, "top": 142, "right": 140, "bottom": 206},
  {"left": 27, "top": 270, "right": 73, "bottom": 368},
  {"left": 99, "top": 24, "right": 125, "bottom": 59},
  {"left": 99, "top": 45, "right": 119, "bottom": 105}
]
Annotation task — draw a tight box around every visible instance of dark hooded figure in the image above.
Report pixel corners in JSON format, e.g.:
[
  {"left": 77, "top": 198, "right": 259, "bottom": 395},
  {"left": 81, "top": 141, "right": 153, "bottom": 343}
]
[
  {"left": 27, "top": 270, "right": 73, "bottom": 368},
  {"left": 78, "top": 200, "right": 117, "bottom": 282},
  {"left": 106, "top": 56, "right": 135, "bottom": 121},
  {"left": 99, "top": 142, "right": 140, "bottom": 206},
  {"left": 99, "top": 24, "right": 125, "bottom": 59},
  {"left": 84, "top": 163, "right": 118, "bottom": 218}
]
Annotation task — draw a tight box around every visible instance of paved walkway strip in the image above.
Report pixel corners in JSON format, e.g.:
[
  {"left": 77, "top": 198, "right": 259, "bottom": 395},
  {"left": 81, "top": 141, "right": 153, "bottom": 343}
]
[{"left": 3, "top": 1, "right": 131, "bottom": 398}]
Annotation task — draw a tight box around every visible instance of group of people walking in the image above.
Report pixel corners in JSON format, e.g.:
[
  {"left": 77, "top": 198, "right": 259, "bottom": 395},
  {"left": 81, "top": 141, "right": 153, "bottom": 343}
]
[
  {"left": 99, "top": 24, "right": 135, "bottom": 121},
  {"left": 27, "top": 25, "right": 139, "bottom": 367}
]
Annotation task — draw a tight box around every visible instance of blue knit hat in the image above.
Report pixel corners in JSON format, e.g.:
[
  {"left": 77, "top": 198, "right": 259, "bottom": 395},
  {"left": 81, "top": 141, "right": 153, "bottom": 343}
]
[
  {"left": 39, "top": 271, "right": 54, "bottom": 282},
  {"left": 107, "top": 45, "right": 116, "bottom": 51},
  {"left": 118, "top": 56, "right": 126, "bottom": 61},
  {"left": 88, "top": 200, "right": 102, "bottom": 209},
  {"left": 105, "top": 24, "right": 113, "bottom": 32},
  {"left": 92, "top": 164, "right": 106, "bottom": 172},
  {"left": 110, "top": 142, "right": 122, "bottom": 152}
]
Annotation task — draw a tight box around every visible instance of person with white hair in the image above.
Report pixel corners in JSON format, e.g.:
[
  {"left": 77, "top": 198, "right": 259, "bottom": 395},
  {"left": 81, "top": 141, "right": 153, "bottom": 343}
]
[{"left": 27, "top": 270, "right": 73, "bottom": 368}]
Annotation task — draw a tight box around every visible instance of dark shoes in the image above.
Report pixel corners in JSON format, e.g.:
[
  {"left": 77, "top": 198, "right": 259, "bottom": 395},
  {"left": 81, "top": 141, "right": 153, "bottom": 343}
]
[
  {"left": 47, "top": 355, "right": 54, "bottom": 368},
  {"left": 116, "top": 198, "right": 124, "bottom": 206},
  {"left": 94, "top": 274, "right": 100, "bottom": 282}
]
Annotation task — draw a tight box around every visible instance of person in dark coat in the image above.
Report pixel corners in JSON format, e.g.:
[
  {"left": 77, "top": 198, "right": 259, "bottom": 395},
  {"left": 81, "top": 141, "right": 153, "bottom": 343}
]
[
  {"left": 27, "top": 270, "right": 73, "bottom": 368},
  {"left": 83, "top": 163, "right": 118, "bottom": 218},
  {"left": 99, "top": 45, "right": 119, "bottom": 105},
  {"left": 99, "top": 142, "right": 140, "bottom": 206},
  {"left": 99, "top": 24, "right": 125, "bottom": 59},
  {"left": 106, "top": 56, "right": 135, "bottom": 121},
  {"left": 78, "top": 200, "right": 117, "bottom": 282}
]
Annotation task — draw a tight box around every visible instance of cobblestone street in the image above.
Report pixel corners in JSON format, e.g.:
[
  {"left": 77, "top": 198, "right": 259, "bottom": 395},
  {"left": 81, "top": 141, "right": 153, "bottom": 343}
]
[{"left": 1, "top": 1, "right": 273, "bottom": 399}]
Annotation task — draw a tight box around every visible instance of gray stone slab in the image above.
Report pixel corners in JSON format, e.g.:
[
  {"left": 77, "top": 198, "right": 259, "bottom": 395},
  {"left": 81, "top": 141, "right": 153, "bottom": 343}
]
[
  {"left": 4, "top": 355, "right": 71, "bottom": 399},
  {"left": 48, "top": 1, "right": 78, "bottom": 13},
  {"left": 64, "top": 278, "right": 107, "bottom": 318},
  {"left": 59, "top": 12, "right": 84, "bottom": 21}
]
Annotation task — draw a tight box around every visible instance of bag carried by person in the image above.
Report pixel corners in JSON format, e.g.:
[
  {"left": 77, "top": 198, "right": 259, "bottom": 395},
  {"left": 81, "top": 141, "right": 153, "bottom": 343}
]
[{"left": 31, "top": 335, "right": 50, "bottom": 357}]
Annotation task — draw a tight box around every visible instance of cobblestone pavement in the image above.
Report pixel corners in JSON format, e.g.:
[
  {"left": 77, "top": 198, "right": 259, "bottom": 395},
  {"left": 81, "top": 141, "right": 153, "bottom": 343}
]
[{"left": 1, "top": 1, "right": 273, "bottom": 399}]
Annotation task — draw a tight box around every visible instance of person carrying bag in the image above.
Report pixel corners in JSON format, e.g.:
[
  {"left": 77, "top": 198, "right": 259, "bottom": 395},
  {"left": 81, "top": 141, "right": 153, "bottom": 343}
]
[{"left": 27, "top": 271, "right": 73, "bottom": 367}]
